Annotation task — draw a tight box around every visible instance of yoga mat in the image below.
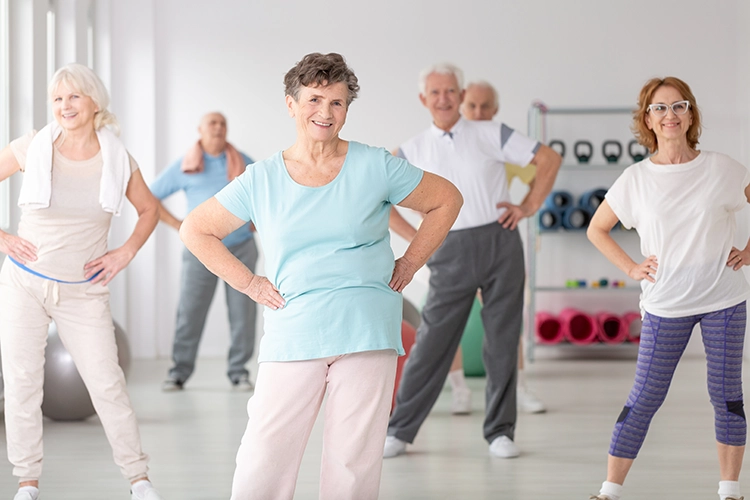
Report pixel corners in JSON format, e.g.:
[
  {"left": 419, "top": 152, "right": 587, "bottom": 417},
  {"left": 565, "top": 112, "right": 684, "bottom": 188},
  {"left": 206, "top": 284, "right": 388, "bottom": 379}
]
[
  {"left": 535, "top": 312, "right": 563, "bottom": 344},
  {"left": 392, "top": 320, "right": 417, "bottom": 412},
  {"left": 560, "top": 308, "right": 598, "bottom": 345},
  {"left": 596, "top": 311, "right": 627, "bottom": 344},
  {"left": 544, "top": 190, "right": 574, "bottom": 211},
  {"left": 579, "top": 188, "right": 608, "bottom": 212},
  {"left": 538, "top": 208, "right": 562, "bottom": 231},
  {"left": 622, "top": 311, "right": 642, "bottom": 343},
  {"left": 561, "top": 206, "right": 593, "bottom": 230}
]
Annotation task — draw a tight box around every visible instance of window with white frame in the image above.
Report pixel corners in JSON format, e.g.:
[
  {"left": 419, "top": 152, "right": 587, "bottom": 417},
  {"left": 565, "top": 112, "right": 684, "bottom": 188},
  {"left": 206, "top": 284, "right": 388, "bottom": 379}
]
[{"left": 0, "top": 0, "right": 9, "bottom": 230}]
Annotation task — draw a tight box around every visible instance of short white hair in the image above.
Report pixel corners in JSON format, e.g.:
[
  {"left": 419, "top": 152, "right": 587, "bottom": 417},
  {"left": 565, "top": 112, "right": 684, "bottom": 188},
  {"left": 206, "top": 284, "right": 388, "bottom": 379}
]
[
  {"left": 418, "top": 63, "right": 464, "bottom": 94},
  {"left": 48, "top": 63, "right": 119, "bottom": 134},
  {"left": 465, "top": 80, "right": 500, "bottom": 109}
]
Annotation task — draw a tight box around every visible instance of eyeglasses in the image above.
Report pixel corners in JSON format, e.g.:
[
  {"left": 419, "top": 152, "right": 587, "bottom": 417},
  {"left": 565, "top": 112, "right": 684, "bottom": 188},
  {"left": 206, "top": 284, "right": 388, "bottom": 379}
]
[{"left": 647, "top": 100, "right": 691, "bottom": 117}]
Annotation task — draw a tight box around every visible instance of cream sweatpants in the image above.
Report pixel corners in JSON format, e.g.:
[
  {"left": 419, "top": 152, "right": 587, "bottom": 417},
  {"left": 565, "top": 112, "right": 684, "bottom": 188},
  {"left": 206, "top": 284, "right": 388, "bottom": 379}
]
[
  {"left": 0, "top": 260, "right": 149, "bottom": 482},
  {"left": 230, "top": 349, "right": 398, "bottom": 500}
]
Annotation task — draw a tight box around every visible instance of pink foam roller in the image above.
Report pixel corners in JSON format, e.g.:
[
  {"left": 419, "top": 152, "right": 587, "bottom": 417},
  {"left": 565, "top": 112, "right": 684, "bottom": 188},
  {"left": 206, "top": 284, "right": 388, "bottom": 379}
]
[
  {"left": 560, "top": 308, "right": 598, "bottom": 345},
  {"left": 596, "top": 312, "right": 627, "bottom": 344},
  {"left": 622, "top": 311, "right": 642, "bottom": 343},
  {"left": 535, "top": 312, "right": 563, "bottom": 345}
]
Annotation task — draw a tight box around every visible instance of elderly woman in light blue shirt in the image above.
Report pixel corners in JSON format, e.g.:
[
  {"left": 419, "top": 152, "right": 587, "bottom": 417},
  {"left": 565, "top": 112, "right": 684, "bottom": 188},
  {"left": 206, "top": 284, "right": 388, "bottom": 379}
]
[{"left": 180, "top": 52, "right": 462, "bottom": 500}]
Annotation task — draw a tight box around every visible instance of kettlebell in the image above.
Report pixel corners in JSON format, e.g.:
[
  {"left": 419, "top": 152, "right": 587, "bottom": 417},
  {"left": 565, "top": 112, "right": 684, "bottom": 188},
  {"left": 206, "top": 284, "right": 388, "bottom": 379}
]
[
  {"left": 548, "top": 140, "right": 566, "bottom": 160},
  {"left": 574, "top": 140, "right": 593, "bottom": 163},
  {"left": 601, "top": 140, "right": 622, "bottom": 163},
  {"left": 628, "top": 140, "right": 648, "bottom": 162}
]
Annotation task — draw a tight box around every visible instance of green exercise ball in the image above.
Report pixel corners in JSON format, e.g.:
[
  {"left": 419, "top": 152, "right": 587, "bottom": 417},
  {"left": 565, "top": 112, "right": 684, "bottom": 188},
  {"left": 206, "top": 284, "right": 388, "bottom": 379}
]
[{"left": 460, "top": 297, "right": 486, "bottom": 377}]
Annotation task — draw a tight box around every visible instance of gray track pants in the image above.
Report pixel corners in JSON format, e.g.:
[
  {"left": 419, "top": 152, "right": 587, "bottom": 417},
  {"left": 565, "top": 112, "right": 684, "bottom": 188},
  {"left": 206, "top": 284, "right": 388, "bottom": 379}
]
[
  {"left": 388, "top": 222, "right": 524, "bottom": 443},
  {"left": 169, "top": 238, "right": 258, "bottom": 382}
]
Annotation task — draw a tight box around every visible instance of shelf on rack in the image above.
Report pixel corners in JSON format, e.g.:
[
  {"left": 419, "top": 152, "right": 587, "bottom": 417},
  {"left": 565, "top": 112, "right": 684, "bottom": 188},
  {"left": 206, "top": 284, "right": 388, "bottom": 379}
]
[
  {"left": 535, "top": 286, "right": 640, "bottom": 292},
  {"left": 559, "top": 163, "right": 631, "bottom": 170},
  {"left": 541, "top": 107, "right": 634, "bottom": 115}
]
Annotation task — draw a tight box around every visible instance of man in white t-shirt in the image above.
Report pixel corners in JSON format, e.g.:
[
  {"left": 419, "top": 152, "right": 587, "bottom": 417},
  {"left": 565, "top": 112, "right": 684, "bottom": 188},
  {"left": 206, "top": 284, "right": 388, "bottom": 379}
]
[{"left": 385, "top": 64, "right": 561, "bottom": 460}]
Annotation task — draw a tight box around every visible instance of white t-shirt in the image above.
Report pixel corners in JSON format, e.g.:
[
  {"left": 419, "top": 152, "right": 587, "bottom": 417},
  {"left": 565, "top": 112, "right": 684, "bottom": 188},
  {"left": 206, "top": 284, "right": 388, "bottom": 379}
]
[
  {"left": 606, "top": 151, "right": 750, "bottom": 317},
  {"left": 398, "top": 117, "right": 540, "bottom": 231}
]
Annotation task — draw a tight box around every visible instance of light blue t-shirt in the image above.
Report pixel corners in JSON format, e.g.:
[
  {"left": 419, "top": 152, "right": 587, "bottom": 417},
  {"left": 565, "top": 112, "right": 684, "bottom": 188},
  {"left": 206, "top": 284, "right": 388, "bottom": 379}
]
[
  {"left": 215, "top": 141, "right": 424, "bottom": 362},
  {"left": 150, "top": 150, "right": 254, "bottom": 248}
]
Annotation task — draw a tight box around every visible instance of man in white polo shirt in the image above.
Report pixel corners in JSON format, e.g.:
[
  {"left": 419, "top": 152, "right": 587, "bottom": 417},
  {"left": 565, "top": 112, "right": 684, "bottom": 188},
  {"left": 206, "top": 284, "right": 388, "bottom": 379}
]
[{"left": 385, "top": 64, "right": 561, "bottom": 459}]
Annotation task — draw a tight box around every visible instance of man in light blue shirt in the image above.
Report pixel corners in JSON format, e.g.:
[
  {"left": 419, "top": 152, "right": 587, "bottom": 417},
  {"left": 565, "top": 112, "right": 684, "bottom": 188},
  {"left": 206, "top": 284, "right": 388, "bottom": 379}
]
[{"left": 150, "top": 112, "right": 257, "bottom": 391}]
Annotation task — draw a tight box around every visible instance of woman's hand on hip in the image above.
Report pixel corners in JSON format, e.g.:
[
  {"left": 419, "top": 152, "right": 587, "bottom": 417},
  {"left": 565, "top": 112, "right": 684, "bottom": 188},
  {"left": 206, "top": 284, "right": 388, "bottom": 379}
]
[
  {"left": 0, "top": 232, "right": 37, "bottom": 264},
  {"left": 241, "top": 275, "right": 285, "bottom": 310},
  {"left": 628, "top": 255, "right": 658, "bottom": 283},
  {"left": 727, "top": 246, "right": 750, "bottom": 271},
  {"left": 84, "top": 246, "right": 136, "bottom": 286},
  {"left": 390, "top": 256, "right": 419, "bottom": 293}
]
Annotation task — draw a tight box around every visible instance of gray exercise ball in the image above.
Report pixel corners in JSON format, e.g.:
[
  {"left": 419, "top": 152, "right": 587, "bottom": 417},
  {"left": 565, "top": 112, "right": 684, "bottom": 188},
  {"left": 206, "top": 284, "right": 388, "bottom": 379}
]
[
  {"left": 403, "top": 297, "right": 422, "bottom": 329},
  {"left": 41, "top": 320, "right": 131, "bottom": 421}
]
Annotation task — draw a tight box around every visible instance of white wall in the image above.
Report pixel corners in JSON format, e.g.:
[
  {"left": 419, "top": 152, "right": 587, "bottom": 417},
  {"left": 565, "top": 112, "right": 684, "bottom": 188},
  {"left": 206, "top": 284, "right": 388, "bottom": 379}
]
[{"left": 29, "top": 0, "right": 750, "bottom": 358}]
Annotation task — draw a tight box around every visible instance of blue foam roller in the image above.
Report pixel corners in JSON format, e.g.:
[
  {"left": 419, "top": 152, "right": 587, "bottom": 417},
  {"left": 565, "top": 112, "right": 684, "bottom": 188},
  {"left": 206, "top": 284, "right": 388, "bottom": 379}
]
[
  {"left": 562, "top": 206, "right": 593, "bottom": 230},
  {"left": 538, "top": 208, "right": 562, "bottom": 231},
  {"left": 544, "top": 190, "right": 574, "bottom": 211},
  {"left": 579, "top": 188, "right": 608, "bottom": 212}
]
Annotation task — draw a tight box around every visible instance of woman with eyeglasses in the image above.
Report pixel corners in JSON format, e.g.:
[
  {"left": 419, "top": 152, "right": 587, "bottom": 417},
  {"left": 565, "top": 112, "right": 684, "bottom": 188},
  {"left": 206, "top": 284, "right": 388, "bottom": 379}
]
[{"left": 586, "top": 76, "right": 750, "bottom": 500}]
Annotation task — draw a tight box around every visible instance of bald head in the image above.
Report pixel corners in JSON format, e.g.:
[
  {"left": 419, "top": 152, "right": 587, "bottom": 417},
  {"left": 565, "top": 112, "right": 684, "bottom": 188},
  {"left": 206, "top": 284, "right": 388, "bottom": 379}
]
[
  {"left": 461, "top": 82, "right": 499, "bottom": 121},
  {"left": 199, "top": 112, "right": 228, "bottom": 155}
]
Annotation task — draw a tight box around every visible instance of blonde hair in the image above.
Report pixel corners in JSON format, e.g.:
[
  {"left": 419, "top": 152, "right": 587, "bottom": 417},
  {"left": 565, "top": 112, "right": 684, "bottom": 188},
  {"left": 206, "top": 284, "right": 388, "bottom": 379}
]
[
  {"left": 631, "top": 76, "right": 701, "bottom": 154},
  {"left": 48, "top": 63, "right": 120, "bottom": 135}
]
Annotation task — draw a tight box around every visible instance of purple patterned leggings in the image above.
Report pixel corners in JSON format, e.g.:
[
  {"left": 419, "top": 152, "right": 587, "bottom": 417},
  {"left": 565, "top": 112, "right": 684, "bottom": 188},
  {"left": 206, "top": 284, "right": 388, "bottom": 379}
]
[{"left": 610, "top": 302, "right": 747, "bottom": 459}]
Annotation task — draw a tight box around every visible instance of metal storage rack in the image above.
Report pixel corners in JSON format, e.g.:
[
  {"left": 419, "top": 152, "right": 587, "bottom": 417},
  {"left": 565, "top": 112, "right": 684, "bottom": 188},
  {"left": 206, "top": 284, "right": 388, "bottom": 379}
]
[{"left": 525, "top": 102, "right": 642, "bottom": 361}]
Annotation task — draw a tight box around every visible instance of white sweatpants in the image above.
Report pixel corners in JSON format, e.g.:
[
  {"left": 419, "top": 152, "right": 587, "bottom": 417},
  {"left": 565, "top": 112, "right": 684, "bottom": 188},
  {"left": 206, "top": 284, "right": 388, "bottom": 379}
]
[
  {"left": 231, "top": 349, "right": 398, "bottom": 500},
  {"left": 0, "top": 260, "right": 149, "bottom": 482}
]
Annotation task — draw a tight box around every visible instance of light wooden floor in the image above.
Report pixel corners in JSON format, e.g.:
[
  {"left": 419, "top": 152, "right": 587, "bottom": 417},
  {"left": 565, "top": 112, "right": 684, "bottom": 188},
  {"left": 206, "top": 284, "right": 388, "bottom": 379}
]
[{"left": 0, "top": 353, "right": 742, "bottom": 499}]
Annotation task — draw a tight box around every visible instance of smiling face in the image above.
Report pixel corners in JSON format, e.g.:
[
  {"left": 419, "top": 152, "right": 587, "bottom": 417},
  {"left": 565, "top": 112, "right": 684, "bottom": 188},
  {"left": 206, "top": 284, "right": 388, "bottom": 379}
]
[
  {"left": 286, "top": 82, "right": 349, "bottom": 144},
  {"left": 419, "top": 72, "right": 464, "bottom": 131},
  {"left": 461, "top": 84, "right": 498, "bottom": 121},
  {"left": 645, "top": 85, "right": 692, "bottom": 146},
  {"left": 51, "top": 81, "right": 98, "bottom": 133}
]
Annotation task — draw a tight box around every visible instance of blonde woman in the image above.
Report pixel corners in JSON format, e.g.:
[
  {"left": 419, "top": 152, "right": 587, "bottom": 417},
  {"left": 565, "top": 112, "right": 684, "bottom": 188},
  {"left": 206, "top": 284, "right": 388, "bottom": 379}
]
[{"left": 0, "top": 64, "right": 163, "bottom": 500}]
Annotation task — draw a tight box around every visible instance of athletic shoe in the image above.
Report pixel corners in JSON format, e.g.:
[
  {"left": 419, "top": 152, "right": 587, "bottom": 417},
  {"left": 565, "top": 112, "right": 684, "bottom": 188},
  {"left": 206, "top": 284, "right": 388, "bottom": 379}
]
[
  {"left": 231, "top": 376, "right": 254, "bottom": 392},
  {"left": 382, "top": 436, "right": 407, "bottom": 458},
  {"left": 451, "top": 387, "right": 472, "bottom": 415},
  {"left": 488, "top": 435, "right": 520, "bottom": 458},
  {"left": 131, "top": 480, "right": 164, "bottom": 500},
  {"left": 726, "top": 497, "right": 744, "bottom": 500},
  {"left": 589, "top": 496, "right": 612, "bottom": 500},
  {"left": 13, "top": 491, "right": 36, "bottom": 500},
  {"left": 161, "top": 377, "right": 184, "bottom": 392},
  {"left": 517, "top": 386, "right": 547, "bottom": 414}
]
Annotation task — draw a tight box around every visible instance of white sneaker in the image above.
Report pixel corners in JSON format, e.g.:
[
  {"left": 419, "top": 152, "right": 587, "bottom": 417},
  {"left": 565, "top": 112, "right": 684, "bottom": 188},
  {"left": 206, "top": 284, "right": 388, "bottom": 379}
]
[
  {"left": 451, "top": 387, "right": 472, "bottom": 414},
  {"left": 517, "top": 386, "right": 546, "bottom": 414},
  {"left": 131, "top": 480, "right": 164, "bottom": 500},
  {"left": 489, "top": 435, "right": 520, "bottom": 458},
  {"left": 13, "top": 491, "right": 35, "bottom": 500},
  {"left": 383, "top": 435, "right": 407, "bottom": 458}
]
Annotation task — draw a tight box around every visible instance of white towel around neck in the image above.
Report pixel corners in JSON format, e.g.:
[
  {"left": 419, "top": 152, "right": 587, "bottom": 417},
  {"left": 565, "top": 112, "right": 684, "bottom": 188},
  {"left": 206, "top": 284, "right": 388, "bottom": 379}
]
[{"left": 17, "top": 121, "right": 131, "bottom": 216}]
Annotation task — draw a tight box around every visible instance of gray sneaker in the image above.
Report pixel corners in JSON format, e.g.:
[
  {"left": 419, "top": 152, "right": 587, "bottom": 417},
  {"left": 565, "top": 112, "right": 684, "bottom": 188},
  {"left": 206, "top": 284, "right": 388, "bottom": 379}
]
[
  {"left": 231, "top": 376, "right": 254, "bottom": 392},
  {"left": 161, "top": 378, "right": 184, "bottom": 392}
]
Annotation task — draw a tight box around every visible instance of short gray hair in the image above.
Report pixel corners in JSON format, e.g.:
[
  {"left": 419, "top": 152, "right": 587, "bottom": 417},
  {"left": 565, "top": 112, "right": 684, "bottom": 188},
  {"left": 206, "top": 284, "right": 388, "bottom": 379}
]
[
  {"left": 418, "top": 63, "right": 464, "bottom": 94},
  {"left": 48, "top": 63, "right": 119, "bottom": 134},
  {"left": 465, "top": 80, "right": 500, "bottom": 109},
  {"left": 284, "top": 53, "right": 360, "bottom": 106}
]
